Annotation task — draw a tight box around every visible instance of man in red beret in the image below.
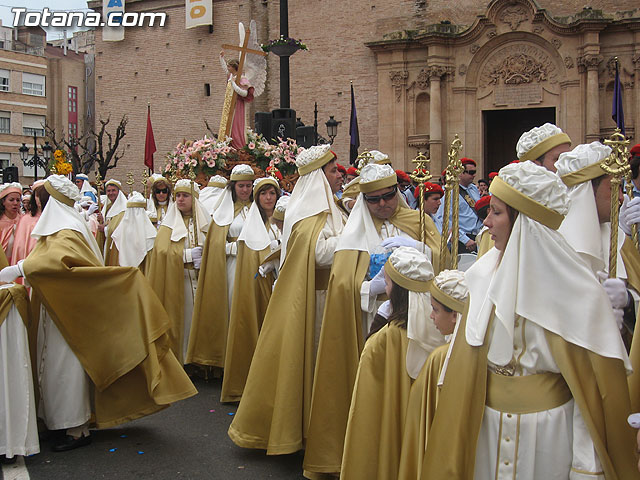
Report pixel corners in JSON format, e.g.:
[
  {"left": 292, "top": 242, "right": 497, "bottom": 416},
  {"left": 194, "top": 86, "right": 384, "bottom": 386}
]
[
  {"left": 414, "top": 182, "right": 444, "bottom": 217},
  {"left": 396, "top": 170, "right": 417, "bottom": 208},
  {"left": 345, "top": 167, "right": 358, "bottom": 183}
]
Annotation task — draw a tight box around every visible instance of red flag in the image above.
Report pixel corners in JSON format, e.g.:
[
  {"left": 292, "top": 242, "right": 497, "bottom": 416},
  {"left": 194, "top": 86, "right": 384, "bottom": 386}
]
[{"left": 144, "top": 104, "right": 156, "bottom": 171}]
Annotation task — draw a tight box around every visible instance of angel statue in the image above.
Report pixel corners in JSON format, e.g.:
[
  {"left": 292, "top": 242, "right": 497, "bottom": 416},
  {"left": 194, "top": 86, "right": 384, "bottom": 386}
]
[{"left": 218, "top": 20, "right": 267, "bottom": 150}]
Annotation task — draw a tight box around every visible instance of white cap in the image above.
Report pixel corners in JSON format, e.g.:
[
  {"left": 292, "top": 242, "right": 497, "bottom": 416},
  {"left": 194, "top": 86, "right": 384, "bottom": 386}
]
[
  {"left": 554, "top": 142, "right": 610, "bottom": 179},
  {"left": 516, "top": 123, "right": 571, "bottom": 161}
]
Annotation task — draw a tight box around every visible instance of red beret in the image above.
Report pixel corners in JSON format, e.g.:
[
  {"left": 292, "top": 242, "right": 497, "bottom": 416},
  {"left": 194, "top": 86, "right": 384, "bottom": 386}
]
[
  {"left": 509, "top": 160, "right": 520, "bottom": 164},
  {"left": 631, "top": 144, "right": 640, "bottom": 157},
  {"left": 336, "top": 163, "right": 347, "bottom": 174},
  {"left": 414, "top": 182, "right": 444, "bottom": 199},
  {"left": 346, "top": 167, "right": 358, "bottom": 176},
  {"left": 461, "top": 157, "right": 476, "bottom": 167},
  {"left": 330, "top": 150, "right": 338, "bottom": 160},
  {"left": 396, "top": 170, "right": 411, "bottom": 183},
  {"left": 441, "top": 169, "right": 447, "bottom": 179},
  {"left": 488, "top": 171, "right": 498, "bottom": 179},
  {"left": 474, "top": 194, "right": 491, "bottom": 213}
]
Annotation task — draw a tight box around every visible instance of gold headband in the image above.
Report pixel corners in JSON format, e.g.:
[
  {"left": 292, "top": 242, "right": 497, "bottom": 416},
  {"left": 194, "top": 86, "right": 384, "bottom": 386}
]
[
  {"left": 560, "top": 162, "right": 606, "bottom": 188},
  {"left": 253, "top": 177, "right": 280, "bottom": 198},
  {"left": 519, "top": 133, "right": 572, "bottom": 162},
  {"left": 126, "top": 201, "right": 147, "bottom": 208},
  {"left": 105, "top": 180, "right": 121, "bottom": 189},
  {"left": 297, "top": 150, "right": 335, "bottom": 176},
  {"left": 230, "top": 173, "right": 255, "bottom": 181},
  {"left": 385, "top": 258, "right": 431, "bottom": 292},
  {"left": 489, "top": 176, "right": 564, "bottom": 230},
  {"left": 208, "top": 181, "right": 227, "bottom": 188},
  {"left": 174, "top": 185, "right": 200, "bottom": 199},
  {"left": 360, "top": 175, "right": 397, "bottom": 194},
  {"left": 375, "top": 158, "right": 392, "bottom": 165},
  {"left": 431, "top": 283, "right": 467, "bottom": 313},
  {"left": 44, "top": 180, "right": 75, "bottom": 208}
]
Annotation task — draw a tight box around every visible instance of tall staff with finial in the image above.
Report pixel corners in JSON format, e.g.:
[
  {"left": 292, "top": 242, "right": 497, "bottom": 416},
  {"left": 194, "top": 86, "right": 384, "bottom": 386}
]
[
  {"left": 439, "top": 135, "right": 464, "bottom": 269},
  {"left": 602, "top": 128, "right": 634, "bottom": 276},
  {"left": 409, "top": 151, "right": 432, "bottom": 254},
  {"left": 141, "top": 170, "right": 149, "bottom": 199},
  {"left": 355, "top": 150, "right": 373, "bottom": 174},
  {"left": 126, "top": 172, "right": 135, "bottom": 196},
  {"left": 95, "top": 170, "right": 104, "bottom": 211}
]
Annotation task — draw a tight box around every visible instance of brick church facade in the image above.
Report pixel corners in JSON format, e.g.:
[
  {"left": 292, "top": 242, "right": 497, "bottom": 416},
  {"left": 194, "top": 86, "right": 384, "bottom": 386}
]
[{"left": 89, "top": 0, "right": 640, "bottom": 182}]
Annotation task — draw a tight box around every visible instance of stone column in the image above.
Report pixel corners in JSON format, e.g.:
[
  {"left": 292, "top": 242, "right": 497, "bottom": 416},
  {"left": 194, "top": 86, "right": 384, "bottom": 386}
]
[
  {"left": 633, "top": 34, "right": 640, "bottom": 140},
  {"left": 428, "top": 66, "right": 445, "bottom": 169},
  {"left": 580, "top": 54, "right": 602, "bottom": 143}
]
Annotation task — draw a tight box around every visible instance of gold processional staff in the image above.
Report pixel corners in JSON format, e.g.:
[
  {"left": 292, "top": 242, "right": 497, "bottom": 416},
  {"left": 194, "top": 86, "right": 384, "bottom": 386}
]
[
  {"left": 439, "top": 135, "right": 463, "bottom": 270},
  {"left": 409, "top": 151, "right": 432, "bottom": 254}
]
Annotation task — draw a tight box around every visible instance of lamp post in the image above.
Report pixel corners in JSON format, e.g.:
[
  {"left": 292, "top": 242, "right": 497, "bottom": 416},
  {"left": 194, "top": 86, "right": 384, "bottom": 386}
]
[
  {"left": 325, "top": 116, "right": 341, "bottom": 143},
  {"left": 19, "top": 132, "right": 51, "bottom": 181}
]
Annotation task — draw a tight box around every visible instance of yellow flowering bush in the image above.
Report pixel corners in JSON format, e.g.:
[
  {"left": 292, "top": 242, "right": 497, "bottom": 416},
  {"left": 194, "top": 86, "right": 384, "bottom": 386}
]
[{"left": 49, "top": 149, "right": 73, "bottom": 175}]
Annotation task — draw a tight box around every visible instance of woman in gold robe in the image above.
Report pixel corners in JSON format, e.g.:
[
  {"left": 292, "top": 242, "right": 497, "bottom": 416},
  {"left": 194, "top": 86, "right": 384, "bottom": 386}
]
[
  {"left": 145, "top": 174, "right": 173, "bottom": 227},
  {"left": 220, "top": 177, "right": 281, "bottom": 402}
]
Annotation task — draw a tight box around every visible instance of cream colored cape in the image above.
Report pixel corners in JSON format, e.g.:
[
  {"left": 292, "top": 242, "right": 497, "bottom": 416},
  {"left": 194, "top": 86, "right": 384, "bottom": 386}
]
[
  {"left": 24, "top": 229, "right": 197, "bottom": 428},
  {"left": 220, "top": 236, "right": 275, "bottom": 402},
  {"left": 228, "top": 213, "right": 328, "bottom": 453},
  {"left": 340, "top": 323, "right": 412, "bottom": 480},
  {"left": 186, "top": 200, "right": 249, "bottom": 367},
  {"left": 303, "top": 207, "right": 422, "bottom": 478},
  {"left": 420, "top": 311, "right": 637, "bottom": 479}
]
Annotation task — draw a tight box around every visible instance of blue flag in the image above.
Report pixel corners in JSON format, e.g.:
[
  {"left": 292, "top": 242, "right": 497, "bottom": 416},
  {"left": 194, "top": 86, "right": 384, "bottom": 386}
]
[
  {"left": 612, "top": 60, "right": 625, "bottom": 136},
  {"left": 349, "top": 84, "right": 360, "bottom": 165}
]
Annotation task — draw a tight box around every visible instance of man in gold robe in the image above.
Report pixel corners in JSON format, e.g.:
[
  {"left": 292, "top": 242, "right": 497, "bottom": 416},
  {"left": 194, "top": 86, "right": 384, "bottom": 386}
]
[
  {"left": 228, "top": 144, "right": 345, "bottom": 454},
  {"left": 97, "top": 179, "right": 127, "bottom": 263},
  {"left": 303, "top": 162, "right": 443, "bottom": 478}
]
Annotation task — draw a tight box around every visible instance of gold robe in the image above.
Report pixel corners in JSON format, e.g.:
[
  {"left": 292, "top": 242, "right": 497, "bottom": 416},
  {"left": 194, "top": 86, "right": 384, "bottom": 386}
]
[
  {"left": 186, "top": 201, "right": 249, "bottom": 367},
  {"left": 24, "top": 229, "right": 197, "bottom": 429},
  {"left": 397, "top": 342, "right": 448, "bottom": 479},
  {"left": 146, "top": 224, "right": 190, "bottom": 364},
  {"left": 220, "top": 237, "right": 275, "bottom": 403},
  {"left": 303, "top": 207, "right": 422, "bottom": 478},
  {"left": 228, "top": 213, "right": 328, "bottom": 454},
  {"left": 421, "top": 312, "right": 637, "bottom": 479},
  {"left": 103, "top": 211, "right": 125, "bottom": 266},
  {"left": 340, "top": 323, "right": 412, "bottom": 480},
  {"left": 621, "top": 236, "right": 640, "bottom": 411}
]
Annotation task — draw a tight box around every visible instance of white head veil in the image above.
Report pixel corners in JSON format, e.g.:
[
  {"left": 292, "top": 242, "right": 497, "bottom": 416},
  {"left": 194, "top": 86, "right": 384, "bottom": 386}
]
[
  {"left": 111, "top": 192, "right": 157, "bottom": 267},
  {"left": 237, "top": 177, "right": 281, "bottom": 251}
]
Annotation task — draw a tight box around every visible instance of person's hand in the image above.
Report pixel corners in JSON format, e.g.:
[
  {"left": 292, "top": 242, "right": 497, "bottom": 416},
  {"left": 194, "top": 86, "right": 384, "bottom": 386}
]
[
  {"left": 258, "top": 262, "right": 275, "bottom": 277},
  {"left": 97, "top": 224, "right": 105, "bottom": 233},
  {"left": 0, "top": 264, "right": 21, "bottom": 283},
  {"left": 380, "top": 236, "right": 418, "bottom": 250},
  {"left": 619, "top": 195, "right": 640, "bottom": 236},
  {"left": 88, "top": 203, "right": 99, "bottom": 215},
  {"left": 465, "top": 239, "right": 477, "bottom": 252},
  {"left": 597, "top": 271, "right": 629, "bottom": 309},
  {"left": 369, "top": 266, "right": 387, "bottom": 296},
  {"left": 192, "top": 247, "right": 203, "bottom": 269},
  {"left": 96, "top": 212, "right": 104, "bottom": 224},
  {"left": 269, "top": 240, "right": 280, "bottom": 251}
]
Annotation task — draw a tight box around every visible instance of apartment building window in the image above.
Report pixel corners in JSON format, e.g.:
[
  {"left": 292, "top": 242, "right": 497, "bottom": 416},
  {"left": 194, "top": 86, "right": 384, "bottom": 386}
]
[
  {"left": 0, "top": 111, "right": 10, "bottom": 134},
  {"left": 0, "top": 153, "right": 10, "bottom": 171},
  {"left": 23, "top": 113, "right": 45, "bottom": 136},
  {"left": 0, "top": 70, "right": 9, "bottom": 92},
  {"left": 68, "top": 86, "right": 77, "bottom": 146},
  {"left": 22, "top": 72, "right": 45, "bottom": 96}
]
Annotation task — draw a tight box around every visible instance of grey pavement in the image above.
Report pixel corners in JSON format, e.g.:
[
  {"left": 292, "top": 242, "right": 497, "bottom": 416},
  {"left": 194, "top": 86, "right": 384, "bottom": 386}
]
[{"left": 17, "top": 377, "right": 306, "bottom": 479}]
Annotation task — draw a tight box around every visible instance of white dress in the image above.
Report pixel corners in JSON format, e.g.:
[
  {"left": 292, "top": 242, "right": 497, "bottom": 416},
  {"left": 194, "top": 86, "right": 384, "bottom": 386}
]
[
  {"left": 225, "top": 206, "right": 249, "bottom": 309},
  {"left": 0, "top": 298, "right": 39, "bottom": 457},
  {"left": 37, "top": 304, "right": 91, "bottom": 431},
  {"left": 473, "top": 316, "right": 604, "bottom": 480}
]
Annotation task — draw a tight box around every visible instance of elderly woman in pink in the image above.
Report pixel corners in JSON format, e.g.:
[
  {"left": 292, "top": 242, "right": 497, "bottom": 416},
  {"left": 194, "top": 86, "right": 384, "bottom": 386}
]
[
  {"left": 0, "top": 182, "right": 23, "bottom": 263},
  {"left": 11, "top": 180, "right": 45, "bottom": 265}
]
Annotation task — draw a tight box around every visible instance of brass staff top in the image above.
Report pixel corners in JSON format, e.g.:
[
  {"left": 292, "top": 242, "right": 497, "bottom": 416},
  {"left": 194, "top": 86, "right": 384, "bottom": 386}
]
[{"left": 410, "top": 151, "right": 432, "bottom": 185}]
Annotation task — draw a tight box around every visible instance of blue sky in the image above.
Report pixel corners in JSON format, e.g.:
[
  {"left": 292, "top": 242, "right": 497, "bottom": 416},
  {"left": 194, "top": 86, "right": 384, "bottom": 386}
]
[{"left": 0, "top": 0, "right": 92, "bottom": 39}]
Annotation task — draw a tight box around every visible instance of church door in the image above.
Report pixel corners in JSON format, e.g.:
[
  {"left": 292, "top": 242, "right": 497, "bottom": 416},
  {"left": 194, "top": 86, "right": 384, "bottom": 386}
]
[{"left": 483, "top": 107, "right": 555, "bottom": 175}]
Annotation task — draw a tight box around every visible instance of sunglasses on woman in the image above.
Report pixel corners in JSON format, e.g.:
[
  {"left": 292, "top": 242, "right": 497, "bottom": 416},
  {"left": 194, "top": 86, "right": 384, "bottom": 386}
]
[
  {"left": 155, "top": 188, "right": 169, "bottom": 194},
  {"left": 363, "top": 186, "right": 397, "bottom": 204}
]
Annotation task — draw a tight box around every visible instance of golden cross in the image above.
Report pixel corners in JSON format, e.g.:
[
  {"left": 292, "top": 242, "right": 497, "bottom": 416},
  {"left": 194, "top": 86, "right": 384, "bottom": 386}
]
[{"left": 126, "top": 172, "right": 135, "bottom": 195}]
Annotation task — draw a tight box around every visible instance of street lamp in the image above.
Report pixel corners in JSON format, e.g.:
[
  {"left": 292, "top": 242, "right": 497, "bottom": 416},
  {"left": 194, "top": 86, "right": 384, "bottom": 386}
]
[
  {"left": 19, "top": 133, "right": 52, "bottom": 181},
  {"left": 325, "top": 116, "right": 341, "bottom": 143}
]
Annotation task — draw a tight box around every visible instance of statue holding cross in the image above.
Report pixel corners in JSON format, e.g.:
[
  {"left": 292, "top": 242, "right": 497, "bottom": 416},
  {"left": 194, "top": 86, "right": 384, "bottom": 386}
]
[{"left": 218, "top": 20, "right": 267, "bottom": 150}]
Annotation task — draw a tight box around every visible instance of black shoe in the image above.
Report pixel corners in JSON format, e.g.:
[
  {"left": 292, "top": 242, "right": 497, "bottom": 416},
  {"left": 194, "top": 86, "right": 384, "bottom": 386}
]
[
  {"left": 0, "top": 455, "right": 17, "bottom": 464},
  {"left": 51, "top": 434, "right": 92, "bottom": 452}
]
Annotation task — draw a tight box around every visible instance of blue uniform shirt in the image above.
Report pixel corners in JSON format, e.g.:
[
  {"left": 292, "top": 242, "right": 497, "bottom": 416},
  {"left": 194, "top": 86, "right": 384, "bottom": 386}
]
[{"left": 434, "top": 182, "right": 483, "bottom": 244}]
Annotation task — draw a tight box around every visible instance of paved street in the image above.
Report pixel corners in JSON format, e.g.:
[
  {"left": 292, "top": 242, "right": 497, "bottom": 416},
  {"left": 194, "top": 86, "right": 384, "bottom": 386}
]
[{"left": 3, "top": 377, "right": 305, "bottom": 480}]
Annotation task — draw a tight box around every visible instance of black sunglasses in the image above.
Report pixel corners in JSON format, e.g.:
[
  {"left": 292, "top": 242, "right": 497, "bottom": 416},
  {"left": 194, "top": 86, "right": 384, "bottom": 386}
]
[
  {"left": 364, "top": 186, "right": 397, "bottom": 204},
  {"left": 464, "top": 169, "right": 476, "bottom": 175},
  {"left": 155, "top": 188, "right": 169, "bottom": 194}
]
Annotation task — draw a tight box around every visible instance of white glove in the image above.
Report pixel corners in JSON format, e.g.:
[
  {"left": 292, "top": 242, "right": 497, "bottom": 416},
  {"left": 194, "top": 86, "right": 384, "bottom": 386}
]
[
  {"left": 380, "top": 236, "right": 418, "bottom": 250},
  {"left": 612, "top": 308, "right": 624, "bottom": 331},
  {"left": 369, "top": 266, "right": 387, "bottom": 296},
  {"left": 88, "top": 203, "right": 99, "bottom": 215},
  {"left": 628, "top": 413, "right": 640, "bottom": 428},
  {"left": 258, "top": 261, "right": 275, "bottom": 278},
  {"left": 0, "top": 262, "right": 23, "bottom": 283},
  {"left": 597, "top": 271, "right": 629, "bottom": 309},
  {"left": 229, "top": 79, "right": 248, "bottom": 98},
  {"left": 619, "top": 195, "right": 640, "bottom": 237},
  {"left": 269, "top": 239, "right": 280, "bottom": 251},
  {"left": 376, "top": 300, "right": 393, "bottom": 320},
  {"left": 191, "top": 246, "right": 203, "bottom": 269}
]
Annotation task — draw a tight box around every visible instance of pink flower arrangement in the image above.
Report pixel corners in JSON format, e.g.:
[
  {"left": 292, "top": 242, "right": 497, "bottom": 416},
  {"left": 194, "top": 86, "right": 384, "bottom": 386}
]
[{"left": 165, "top": 136, "right": 231, "bottom": 177}]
